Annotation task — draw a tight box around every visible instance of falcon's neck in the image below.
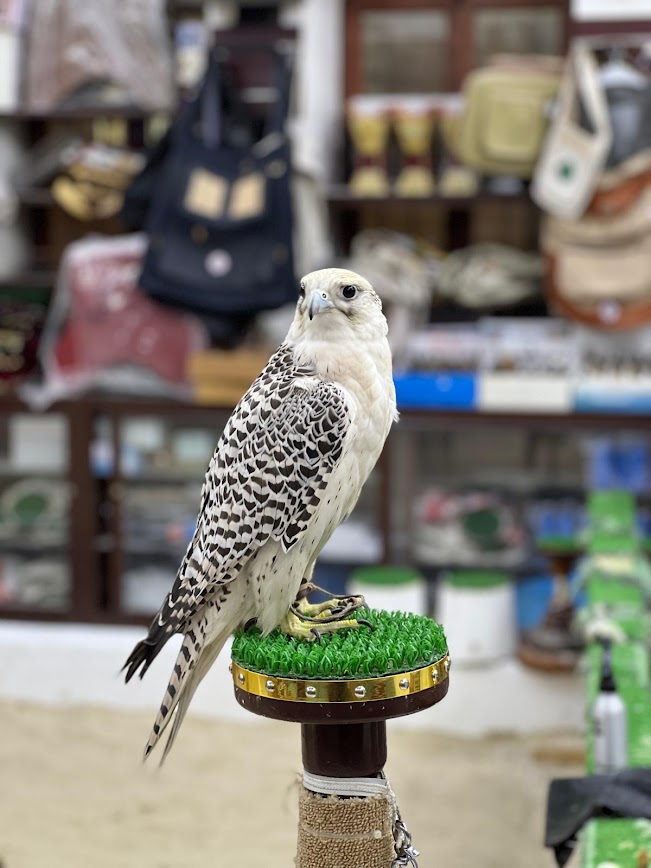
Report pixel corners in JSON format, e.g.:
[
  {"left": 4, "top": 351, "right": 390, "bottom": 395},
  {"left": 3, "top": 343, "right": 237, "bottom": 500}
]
[{"left": 289, "top": 333, "right": 395, "bottom": 425}]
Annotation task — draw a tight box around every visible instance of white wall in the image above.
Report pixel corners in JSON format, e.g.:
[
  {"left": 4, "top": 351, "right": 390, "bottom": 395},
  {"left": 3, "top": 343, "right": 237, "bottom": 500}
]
[{"left": 0, "top": 621, "right": 585, "bottom": 736}]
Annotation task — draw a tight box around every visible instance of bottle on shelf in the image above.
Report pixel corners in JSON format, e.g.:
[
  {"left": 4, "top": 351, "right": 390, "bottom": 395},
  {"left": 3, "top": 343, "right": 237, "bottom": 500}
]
[{"left": 592, "top": 638, "right": 628, "bottom": 775}]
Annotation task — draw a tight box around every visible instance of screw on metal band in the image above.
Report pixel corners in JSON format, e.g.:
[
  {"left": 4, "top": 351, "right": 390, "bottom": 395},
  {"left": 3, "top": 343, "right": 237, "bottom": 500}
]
[{"left": 230, "top": 654, "right": 450, "bottom": 704}]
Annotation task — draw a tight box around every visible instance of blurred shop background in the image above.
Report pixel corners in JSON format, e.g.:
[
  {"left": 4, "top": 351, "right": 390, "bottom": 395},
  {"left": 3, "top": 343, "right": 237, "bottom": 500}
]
[
  {"left": 0, "top": 1, "right": 651, "bottom": 865},
  {"left": 1, "top": 0, "right": 650, "bottom": 671}
]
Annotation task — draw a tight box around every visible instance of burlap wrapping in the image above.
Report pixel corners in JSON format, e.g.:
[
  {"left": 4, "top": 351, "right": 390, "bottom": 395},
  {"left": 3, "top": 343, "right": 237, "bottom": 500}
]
[{"left": 296, "top": 787, "right": 395, "bottom": 868}]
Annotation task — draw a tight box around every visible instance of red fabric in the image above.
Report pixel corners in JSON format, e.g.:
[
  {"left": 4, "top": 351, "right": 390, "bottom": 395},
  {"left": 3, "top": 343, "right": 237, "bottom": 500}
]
[{"left": 53, "top": 236, "right": 206, "bottom": 386}]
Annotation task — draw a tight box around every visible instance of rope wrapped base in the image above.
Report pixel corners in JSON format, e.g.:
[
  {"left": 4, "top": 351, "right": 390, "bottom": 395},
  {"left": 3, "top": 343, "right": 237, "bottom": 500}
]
[
  {"left": 230, "top": 609, "right": 449, "bottom": 867},
  {"left": 297, "top": 787, "right": 395, "bottom": 868}
]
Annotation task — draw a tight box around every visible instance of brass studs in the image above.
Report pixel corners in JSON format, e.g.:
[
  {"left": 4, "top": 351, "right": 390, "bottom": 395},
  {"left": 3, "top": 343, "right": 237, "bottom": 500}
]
[
  {"left": 354, "top": 685, "right": 366, "bottom": 699},
  {"left": 399, "top": 678, "right": 409, "bottom": 691},
  {"left": 265, "top": 679, "right": 275, "bottom": 692},
  {"left": 305, "top": 685, "right": 317, "bottom": 698}
]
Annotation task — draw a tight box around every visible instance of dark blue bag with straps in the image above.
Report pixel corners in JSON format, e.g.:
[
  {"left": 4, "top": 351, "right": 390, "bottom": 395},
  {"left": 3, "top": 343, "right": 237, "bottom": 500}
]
[{"left": 138, "top": 45, "right": 297, "bottom": 317}]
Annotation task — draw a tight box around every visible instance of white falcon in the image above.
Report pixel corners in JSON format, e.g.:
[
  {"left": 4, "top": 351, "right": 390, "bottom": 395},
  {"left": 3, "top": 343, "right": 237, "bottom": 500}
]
[{"left": 123, "top": 268, "right": 397, "bottom": 760}]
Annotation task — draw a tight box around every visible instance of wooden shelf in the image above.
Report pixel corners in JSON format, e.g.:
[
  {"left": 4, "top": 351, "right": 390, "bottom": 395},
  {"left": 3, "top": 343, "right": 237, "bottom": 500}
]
[
  {"left": 0, "top": 606, "right": 72, "bottom": 622},
  {"left": 327, "top": 183, "right": 533, "bottom": 208},
  {"left": 0, "top": 106, "right": 165, "bottom": 121},
  {"left": 17, "top": 187, "right": 56, "bottom": 207},
  {"left": 0, "top": 269, "right": 57, "bottom": 289},
  {"left": 398, "top": 408, "right": 651, "bottom": 432},
  {"left": 1, "top": 392, "right": 650, "bottom": 428}
]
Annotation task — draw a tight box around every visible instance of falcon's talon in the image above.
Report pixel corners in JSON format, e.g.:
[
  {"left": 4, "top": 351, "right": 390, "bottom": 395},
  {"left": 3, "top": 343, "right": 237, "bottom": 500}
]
[
  {"left": 243, "top": 618, "right": 258, "bottom": 633},
  {"left": 280, "top": 609, "right": 371, "bottom": 642},
  {"left": 290, "top": 593, "right": 366, "bottom": 624},
  {"left": 355, "top": 618, "right": 375, "bottom": 632}
]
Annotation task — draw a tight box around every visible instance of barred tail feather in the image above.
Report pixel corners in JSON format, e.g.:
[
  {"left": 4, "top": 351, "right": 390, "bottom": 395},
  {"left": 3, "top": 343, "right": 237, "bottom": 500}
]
[
  {"left": 159, "top": 633, "right": 229, "bottom": 764},
  {"left": 144, "top": 626, "right": 231, "bottom": 763}
]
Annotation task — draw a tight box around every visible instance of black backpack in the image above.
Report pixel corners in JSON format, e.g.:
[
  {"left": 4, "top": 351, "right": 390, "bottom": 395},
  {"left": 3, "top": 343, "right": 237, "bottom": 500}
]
[{"left": 137, "top": 44, "right": 297, "bottom": 317}]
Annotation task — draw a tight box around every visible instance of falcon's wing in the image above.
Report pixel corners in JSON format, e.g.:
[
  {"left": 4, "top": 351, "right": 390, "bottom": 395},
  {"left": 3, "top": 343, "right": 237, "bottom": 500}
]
[{"left": 155, "top": 345, "right": 351, "bottom": 636}]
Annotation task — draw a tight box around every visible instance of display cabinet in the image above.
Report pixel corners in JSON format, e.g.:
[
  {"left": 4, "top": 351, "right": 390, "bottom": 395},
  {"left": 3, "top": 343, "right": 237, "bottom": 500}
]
[
  {"left": 93, "top": 401, "right": 229, "bottom": 621},
  {"left": 0, "top": 396, "right": 95, "bottom": 620},
  {"left": 91, "top": 399, "right": 385, "bottom": 624},
  {"left": 0, "top": 395, "right": 650, "bottom": 626},
  {"left": 386, "top": 410, "right": 651, "bottom": 570},
  {"left": 344, "top": 0, "right": 569, "bottom": 97}
]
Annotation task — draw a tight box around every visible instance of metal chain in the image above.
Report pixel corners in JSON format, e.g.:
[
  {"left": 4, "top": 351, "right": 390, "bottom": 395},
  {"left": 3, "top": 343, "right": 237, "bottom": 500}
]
[
  {"left": 392, "top": 812, "right": 420, "bottom": 867},
  {"left": 379, "top": 772, "right": 420, "bottom": 868}
]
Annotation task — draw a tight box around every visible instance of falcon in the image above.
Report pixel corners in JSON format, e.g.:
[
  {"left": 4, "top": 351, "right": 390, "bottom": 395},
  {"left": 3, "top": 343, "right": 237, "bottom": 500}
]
[{"left": 123, "top": 268, "right": 397, "bottom": 760}]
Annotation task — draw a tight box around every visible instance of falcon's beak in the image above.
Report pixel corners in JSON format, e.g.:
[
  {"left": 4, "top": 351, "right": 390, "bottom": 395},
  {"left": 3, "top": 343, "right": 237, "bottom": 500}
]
[{"left": 308, "top": 291, "right": 334, "bottom": 320}]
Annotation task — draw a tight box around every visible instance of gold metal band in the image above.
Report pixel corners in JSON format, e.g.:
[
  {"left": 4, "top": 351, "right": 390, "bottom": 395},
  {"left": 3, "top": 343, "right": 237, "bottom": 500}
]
[{"left": 230, "top": 654, "right": 450, "bottom": 704}]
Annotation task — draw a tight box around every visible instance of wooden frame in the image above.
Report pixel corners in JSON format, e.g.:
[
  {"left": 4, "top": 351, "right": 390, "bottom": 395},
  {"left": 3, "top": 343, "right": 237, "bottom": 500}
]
[{"left": 344, "top": 0, "right": 570, "bottom": 96}]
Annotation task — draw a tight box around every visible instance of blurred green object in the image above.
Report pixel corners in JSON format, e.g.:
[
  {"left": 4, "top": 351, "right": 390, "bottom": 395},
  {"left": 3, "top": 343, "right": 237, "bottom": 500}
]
[
  {"left": 580, "top": 490, "right": 651, "bottom": 867},
  {"left": 586, "top": 491, "right": 639, "bottom": 555},
  {"left": 462, "top": 508, "right": 506, "bottom": 551},
  {"left": 582, "top": 817, "right": 651, "bottom": 865}
]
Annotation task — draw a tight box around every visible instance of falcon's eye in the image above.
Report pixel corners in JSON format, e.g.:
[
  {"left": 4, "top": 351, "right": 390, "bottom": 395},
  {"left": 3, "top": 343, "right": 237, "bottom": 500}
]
[
  {"left": 342, "top": 284, "right": 357, "bottom": 299},
  {"left": 299, "top": 282, "right": 306, "bottom": 299}
]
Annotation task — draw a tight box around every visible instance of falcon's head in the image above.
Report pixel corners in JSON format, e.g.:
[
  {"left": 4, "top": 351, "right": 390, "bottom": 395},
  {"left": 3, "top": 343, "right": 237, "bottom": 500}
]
[{"left": 290, "top": 267, "right": 387, "bottom": 341}]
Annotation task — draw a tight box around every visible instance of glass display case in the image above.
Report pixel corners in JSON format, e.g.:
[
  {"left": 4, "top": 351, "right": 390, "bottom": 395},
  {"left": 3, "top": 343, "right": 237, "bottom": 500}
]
[
  {"left": 90, "top": 404, "right": 228, "bottom": 620},
  {"left": 0, "top": 409, "right": 72, "bottom": 612},
  {"left": 344, "top": 0, "right": 568, "bottom": 96},
  {"left": 389, "top": 414, "right": 651, "bottom": 569},
  {"left": 89, "top": 402, "right": 387, "bottom": 621}
]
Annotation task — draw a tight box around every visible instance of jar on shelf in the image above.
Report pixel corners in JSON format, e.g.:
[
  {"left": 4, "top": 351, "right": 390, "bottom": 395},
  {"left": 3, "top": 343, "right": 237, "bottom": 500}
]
[
  {"left": 436, "top": 570, "right": 516, "bottom": 665},
  {"left": 347, "top": 565, "right": 428, "bottom": 616}
]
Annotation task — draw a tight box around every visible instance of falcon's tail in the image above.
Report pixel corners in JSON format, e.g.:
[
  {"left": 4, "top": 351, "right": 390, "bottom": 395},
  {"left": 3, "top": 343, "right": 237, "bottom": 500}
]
[{"left": 143, "top": 624, "right": 231, "bottom": 763}]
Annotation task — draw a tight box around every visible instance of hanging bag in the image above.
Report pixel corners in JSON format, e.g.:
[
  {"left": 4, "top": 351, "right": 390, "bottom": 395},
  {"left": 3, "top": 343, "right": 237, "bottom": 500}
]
[
  {"left": 532, "top": 41, "right": 612, "bottom": 220},
  {"left": 138, "top": 45, "right": 296, "bottom": 317}
]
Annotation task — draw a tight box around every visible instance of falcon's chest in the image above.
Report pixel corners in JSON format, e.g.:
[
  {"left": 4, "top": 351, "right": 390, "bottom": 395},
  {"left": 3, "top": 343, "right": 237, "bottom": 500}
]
[{"left": 317, "top": 343, "right": 396, "bottom": 500}]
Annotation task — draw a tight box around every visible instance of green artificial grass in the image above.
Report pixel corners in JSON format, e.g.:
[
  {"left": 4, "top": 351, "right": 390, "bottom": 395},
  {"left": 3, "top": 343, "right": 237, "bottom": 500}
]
[{"left": 231, "top": 608, "right": 448, "bottom": 679}]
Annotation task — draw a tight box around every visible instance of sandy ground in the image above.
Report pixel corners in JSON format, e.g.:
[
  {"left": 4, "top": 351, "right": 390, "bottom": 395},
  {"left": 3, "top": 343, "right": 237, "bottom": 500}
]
[{"left": 0, "top": 701, "right": 582, "bottom": 868}]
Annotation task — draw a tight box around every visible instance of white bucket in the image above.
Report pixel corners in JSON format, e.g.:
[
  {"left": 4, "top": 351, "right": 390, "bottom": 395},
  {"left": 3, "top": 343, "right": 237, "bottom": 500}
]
[
  {"left": 436, "top": 570, "right": 516, "bottom": 665},
  {"left": 348, "top": 566, "right": 428, "bottom": 616}
]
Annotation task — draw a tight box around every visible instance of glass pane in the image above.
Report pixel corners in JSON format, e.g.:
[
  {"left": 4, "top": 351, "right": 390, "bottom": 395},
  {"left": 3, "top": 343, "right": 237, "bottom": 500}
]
[
  {"left": 116, "top": 414, "right": 222, "bottom": 616},
  {"left": 474, "top": 8, "right": 564, "bottom": 66},
  {"left": 0, "top": 412, "right": 71, "bottom": 610},
  {"left": 117, "top": 415, "right": 216, "bottom": 481},
  {"left": 123, "top": 554, "right": 178, "bottom": 617},
  {"left": 360, "top": 10, "right": 450, "bottom": 93}
]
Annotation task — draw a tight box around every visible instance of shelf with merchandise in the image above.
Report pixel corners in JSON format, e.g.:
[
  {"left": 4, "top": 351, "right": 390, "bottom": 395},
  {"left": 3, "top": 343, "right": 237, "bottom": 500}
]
[
  {"left": 0, "top": 107, "right": 167, "bottom": 122},
  {"left": 327, "top": 183, "right": 535, "bottom": 208}
]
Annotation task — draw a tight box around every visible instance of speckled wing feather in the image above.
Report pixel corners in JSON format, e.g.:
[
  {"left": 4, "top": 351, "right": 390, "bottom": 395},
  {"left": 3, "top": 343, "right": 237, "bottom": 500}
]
[{"left": 124, "top": 345, "right": 351, "bottom": 678}]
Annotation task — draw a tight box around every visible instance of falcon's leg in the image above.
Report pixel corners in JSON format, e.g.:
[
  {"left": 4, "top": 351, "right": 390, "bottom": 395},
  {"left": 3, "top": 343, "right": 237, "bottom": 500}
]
[
  {"left": 291, "top": 594, "right": 366, "bottom": 622},
  {"left": 280, "top": 609, "right": 370, "bottom": 643}
]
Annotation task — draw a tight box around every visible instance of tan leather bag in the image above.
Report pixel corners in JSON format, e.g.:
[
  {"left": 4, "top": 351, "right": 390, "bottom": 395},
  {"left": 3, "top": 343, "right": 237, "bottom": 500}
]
[
  {"left": 451, "top": 56, "right": 561, "bottom": 178},
  {"left": 542, "top": 181, "right": 651, "bottom": 329}
]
